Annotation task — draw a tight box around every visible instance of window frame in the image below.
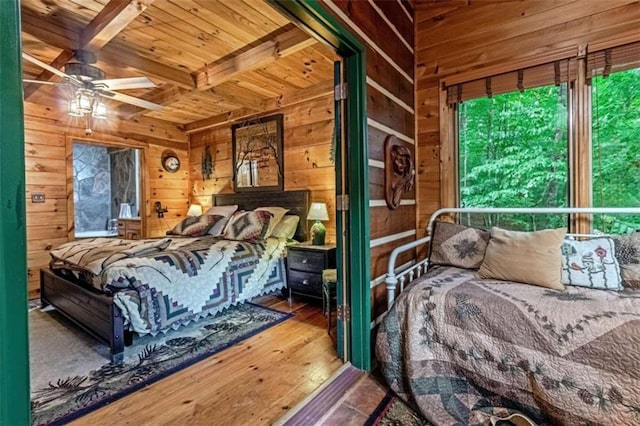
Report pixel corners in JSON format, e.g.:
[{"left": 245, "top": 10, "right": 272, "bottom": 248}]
[
  {"left": 66, "top": 137, "right": 148, "bottom": 240},
  {"left": 439, "top": 52, "right": 639, "bottom": 233}
]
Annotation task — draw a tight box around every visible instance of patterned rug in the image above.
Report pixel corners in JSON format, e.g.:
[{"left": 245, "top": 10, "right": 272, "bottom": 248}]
[
  {"left": 365, "top": 391, "right": 430, "bottom": 426},
  {"left": 30, "top": 301, "right": 291, "bottom": 426}
]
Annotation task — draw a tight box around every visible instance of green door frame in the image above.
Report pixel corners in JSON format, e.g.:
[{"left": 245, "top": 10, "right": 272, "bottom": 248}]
[
  {"left": 0, "top": 0, "right": 371, "bottom": 422},
  {"left": 1, "top": 1, "right": 31, "bottom": 425},
  {"left": 270, "top": 0, "right": 370, "bottom": 369}
]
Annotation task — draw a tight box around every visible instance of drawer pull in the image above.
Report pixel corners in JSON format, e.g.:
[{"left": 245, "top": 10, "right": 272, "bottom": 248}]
[
  {"left": 302, "top": 279, "right": 309, "bottom": 285},
  {"left": 301, "top": 258, "right": 308, "bottom": 264}
]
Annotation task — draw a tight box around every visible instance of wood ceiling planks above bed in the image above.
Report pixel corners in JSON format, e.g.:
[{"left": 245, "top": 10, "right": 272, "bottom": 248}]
[{"left": 19, "top": 0, "right": 335, "bottom": 127}]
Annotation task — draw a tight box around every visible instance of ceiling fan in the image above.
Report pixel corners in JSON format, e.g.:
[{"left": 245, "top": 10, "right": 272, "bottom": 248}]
[{"left": 22, "top": 50, "right": 163, "bottom": 132}]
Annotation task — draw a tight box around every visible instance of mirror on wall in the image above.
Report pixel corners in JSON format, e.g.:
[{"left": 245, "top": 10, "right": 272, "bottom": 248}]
[{"left": 231, "top": 114, "right": 284, "bottom": 192}]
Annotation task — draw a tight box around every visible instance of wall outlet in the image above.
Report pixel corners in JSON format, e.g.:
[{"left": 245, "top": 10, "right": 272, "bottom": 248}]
[{"left": 31, "top": 193, "right": 45, "bottom": 203}]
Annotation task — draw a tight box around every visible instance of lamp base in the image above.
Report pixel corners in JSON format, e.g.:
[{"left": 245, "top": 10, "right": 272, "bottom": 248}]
[{"left": 310, "top": 220, "right": 326, "bottom": 246}]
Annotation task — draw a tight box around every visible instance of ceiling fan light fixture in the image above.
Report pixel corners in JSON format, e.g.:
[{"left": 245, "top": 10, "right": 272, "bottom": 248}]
[
  {"left": 76, "top": 88, "right": 94, "bottom": 114},
  {"left": 68, "top": 97, "right": 84, "bottom": 117},
  {"left": 92, "top": 96, "right": 107, "bottom": 120}
]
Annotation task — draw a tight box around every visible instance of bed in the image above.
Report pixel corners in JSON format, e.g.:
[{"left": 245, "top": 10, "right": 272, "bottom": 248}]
[
  {"left": 376, "top": 207, "right": 640, "bottom": 425},
  {"left": 40, "top": 190, "right": 309, "bottom": 363}
]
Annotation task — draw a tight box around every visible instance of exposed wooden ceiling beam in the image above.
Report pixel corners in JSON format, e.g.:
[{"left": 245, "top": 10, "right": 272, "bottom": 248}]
[
  {"left": 23, "top": 0, "right": 155, "bottom": 100},
  {"left": 116, "top": 84, "right": 189, "bottom": 119},
  {"left": 81, "top": 0, "right": 155, "bottom": 50},
  {"left": 194, "top": 26, "right": 316, "bottom": 90},
  {"left": 184, "top": 108, "right": 259, "bottom": 134},
  {"left": 185, "top": 80, "right": 334, "bottom": 134}
]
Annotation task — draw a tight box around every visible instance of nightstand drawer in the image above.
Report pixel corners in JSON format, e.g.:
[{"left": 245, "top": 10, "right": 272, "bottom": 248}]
[
  {"left": 288, "top": 250, "right": 326, "bottom": 273},
  {"left": 288, "top": 270, "right": 323, "bottom": 297}
]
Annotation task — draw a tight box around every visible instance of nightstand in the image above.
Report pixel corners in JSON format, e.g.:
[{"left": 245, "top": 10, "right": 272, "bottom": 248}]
[
  {"left": 286, "top": 244, "right": 336, "bottom": 299},
  {"left": 117, "top": 218, "right": 142, "bottom": 240}
]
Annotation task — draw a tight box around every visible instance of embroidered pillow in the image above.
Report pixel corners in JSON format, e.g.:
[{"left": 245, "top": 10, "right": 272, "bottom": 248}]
[
  {"left": 223, "top": 210, "right": 273, "bottom": 241},
  {"left": 167, "top": 214, "right": 224, "bottom": 237},
  {"left": 561, "top": 237, "right": 622, "bottom": 290},
  {"left": 204, "top": 204, "right": 238, "bottom": 218},
  {"left": 612, "top": 232, "right": 640, "bottom": 289},
  {"left": 270, "top": 215, "right": 300, "bottom": 240},
  {"left": 478, "top": 227, "right": 566, "bottom": 290},
  {"left": 429, "top": 221, "right": 490, "bottom": 269}
]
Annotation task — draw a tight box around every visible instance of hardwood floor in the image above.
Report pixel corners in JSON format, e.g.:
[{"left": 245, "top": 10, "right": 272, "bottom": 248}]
[{"left": 70, "top": 295, "right": 342, "bottom": 426}]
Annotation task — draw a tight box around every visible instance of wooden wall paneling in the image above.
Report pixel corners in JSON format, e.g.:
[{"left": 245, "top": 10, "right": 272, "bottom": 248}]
[
  {"left": 367, "top": 83, "right": 414, "bottom": 140},
  {"left": 23, "top": 102, "right": 188, "bottom": 297},
  {"left": 187, "top": 93, "right": 337, "bottom": 242},
  {"left": 320, "top": 0, "right": 415, "bottom": 343},
  {"left": 371, "top": 0, "right": 414, "bottom": 48},
  {"left": 330, "top": 0, "right": 414, "bottom": 78},
  {"left": 365, "top": 45, "right": 414, "bottom": 115}
]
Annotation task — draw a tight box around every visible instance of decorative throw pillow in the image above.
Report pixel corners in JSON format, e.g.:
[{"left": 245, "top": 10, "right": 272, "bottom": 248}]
[
  {"left": 270, "top": 215, "right": 300, "bottom": 240},
  {"left": 204, "top": 204, "right": 238, "bottom": 218},
  {"left": 429, "top": 221, "right": 490, "bottom": 269},
  {"left": 560, "top": 237, "right": 622, "bottom": 290},
  {"left": 206, "top": 216, "right": 229, "bottom": 237},
  {"left": 223, "top": 210, "right": 273, "bottom": 241},
  {"left": 255, "top": 207, "right": 289, "bottom": 238},
  {"left": 612, "top": 232, "right": 640, "bottom": 289},
  {"left": 167, "top": 214, "right": 224, "bottom": 237},
  {"left": 478, "top": 227, "right": 567, "bottom": 290}
]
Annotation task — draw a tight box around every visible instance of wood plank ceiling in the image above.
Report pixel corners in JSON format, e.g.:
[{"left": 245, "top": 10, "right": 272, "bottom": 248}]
[{"left": 20, "top": 0, "right": 336, "bottom": 131}]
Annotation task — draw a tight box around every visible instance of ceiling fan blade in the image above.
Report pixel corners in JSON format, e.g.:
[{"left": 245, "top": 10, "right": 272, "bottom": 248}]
[
  {"left": 100, "top": 90, "right": 163, "bottom": 111},
  {"left": 23, "top": 79, "right": 58, "bottom": 86},
  {"left": 93, "top": 77, "right": 157, "bottom": 91},
  {"left": 22, "top": 52, "right": 79, "bottom": 84}
]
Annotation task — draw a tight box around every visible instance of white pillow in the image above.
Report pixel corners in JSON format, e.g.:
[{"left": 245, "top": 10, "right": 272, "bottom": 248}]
[
  {"left": 270, "top": 215, "right": 300, "bottom": 240},
  {"left": 204, "top": 204, "right": 238, "bottom": 218},
  {"left": 561, "top": 237, "right": 622, "bottom": 290},
  {"left": 254, "top": 207, "right": 288, "bottom": 237}
]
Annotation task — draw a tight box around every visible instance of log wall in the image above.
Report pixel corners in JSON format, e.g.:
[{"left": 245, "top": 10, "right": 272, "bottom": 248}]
[
  {"left": 320, "top": 0, "right": 416, "bottom": 325},
  {"left": 24, "top": 101, "right": 187, "bottom": 298},
  {"left": 189, "top": 94, "right": 337, "bottom": 243},
  {"left": 416, "top": 0, "right": 640, "bottom": 238}
]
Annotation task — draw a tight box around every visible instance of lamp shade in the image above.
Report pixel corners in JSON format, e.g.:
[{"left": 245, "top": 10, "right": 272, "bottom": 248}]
[
  {"left": 187, "top": 204, "right": 203, "bottom": 217},
  {"left": 307, "top": 202, "right": 329, "bottom": 221},
  {"left": 118, "top": 203, "right": 132, "bottom": 218}
]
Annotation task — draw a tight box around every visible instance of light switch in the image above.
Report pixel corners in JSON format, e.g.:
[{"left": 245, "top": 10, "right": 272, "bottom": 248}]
[{"left": 31, "top": 193, "right": 45, "bottom": 203}]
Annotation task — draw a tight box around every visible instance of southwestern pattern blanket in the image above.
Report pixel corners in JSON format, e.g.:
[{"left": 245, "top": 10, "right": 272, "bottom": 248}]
[
  {"left": 376, "top": 265, "right": 640, "bottom": 425},
  {"left": 50, "top": 236, "right": 288, "bottom": 335}
]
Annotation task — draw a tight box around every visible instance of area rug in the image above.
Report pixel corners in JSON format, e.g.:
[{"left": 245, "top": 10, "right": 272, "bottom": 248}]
[
  {"left": 30, "top": 302, "right": 291, "bottom": 426},
  {"left": 365, "top": 391, "right": 429, "bottom": 426}
]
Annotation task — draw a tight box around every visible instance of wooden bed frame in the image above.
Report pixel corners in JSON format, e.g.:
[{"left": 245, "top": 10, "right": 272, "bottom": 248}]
[{"left": 40, "top": 190, "right": 311, "bottom": 364}]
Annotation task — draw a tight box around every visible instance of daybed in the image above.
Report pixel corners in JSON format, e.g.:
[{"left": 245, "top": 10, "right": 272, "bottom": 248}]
[
  {"left": 41, "top": 190, "right": 309, "bottom": 363},
  {"left": 377, "top": 207, "right": 640, "bottom": 425}
]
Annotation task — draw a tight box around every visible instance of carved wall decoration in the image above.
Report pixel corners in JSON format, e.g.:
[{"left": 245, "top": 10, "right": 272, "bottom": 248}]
[{"left": 384, "top": 135, "right": 415, "bottom": 210}]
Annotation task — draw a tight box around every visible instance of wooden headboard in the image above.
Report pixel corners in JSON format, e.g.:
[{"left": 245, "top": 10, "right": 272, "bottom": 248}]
[{"left": 212, "top": 190, "right": 310, "bottom": 242}]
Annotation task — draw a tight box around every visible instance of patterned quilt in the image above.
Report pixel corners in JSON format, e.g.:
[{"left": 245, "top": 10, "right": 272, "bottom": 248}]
[
  {"left": 376, "top": 265, "right": 640, "bottom": 425},
  {"left": 49, "top": 236, "right": 288, "bottom": 335}
]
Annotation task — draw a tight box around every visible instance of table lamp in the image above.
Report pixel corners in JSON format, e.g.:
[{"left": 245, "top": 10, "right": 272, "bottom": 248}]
[
  {"left": 187, "top": 203, "right": 203, "bottom": 217},
  {"left": 307, "top": 202, "right": 329, "bottom": 245}
]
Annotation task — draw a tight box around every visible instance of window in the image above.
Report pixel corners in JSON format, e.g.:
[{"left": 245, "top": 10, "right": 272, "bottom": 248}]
[
  {"left": 591, "top": 68, "right": 640, "bottom": 233},
  {"left": 445, "top": 41, "right": 640, "bottom": 233},
  {"left": 458, "top": 85, "right": 568, "bottom": 230},
  {"left": 73, "top": 142, "right": 141, "bottom": 238}
]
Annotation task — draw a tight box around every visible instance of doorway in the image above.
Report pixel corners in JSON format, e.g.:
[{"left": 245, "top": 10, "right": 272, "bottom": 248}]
[{"left": 0, "top": 1, "right": 368, "bottom": 423}]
